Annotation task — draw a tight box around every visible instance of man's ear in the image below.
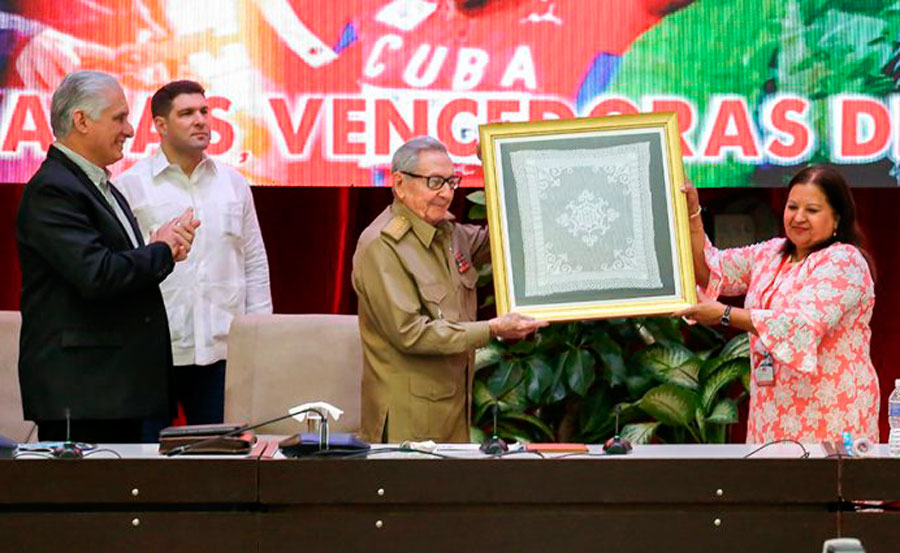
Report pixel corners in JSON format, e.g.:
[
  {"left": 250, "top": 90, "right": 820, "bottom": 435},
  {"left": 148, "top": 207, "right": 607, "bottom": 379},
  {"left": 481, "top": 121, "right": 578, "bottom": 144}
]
[
  {"left": 153, "top": 116, "right": 167, "bottom": 137},
  {"left": 71, "top": 109, "right": 90, "bottom": 134},
  {"left": 392, "top": 172, "right": 405, "bottom": 200}
]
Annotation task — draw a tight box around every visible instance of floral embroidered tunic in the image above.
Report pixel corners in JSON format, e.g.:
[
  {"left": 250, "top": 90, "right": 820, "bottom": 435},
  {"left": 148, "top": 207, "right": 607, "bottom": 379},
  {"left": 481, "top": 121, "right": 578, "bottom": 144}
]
[{"left": 704, "top": 237, "right": 879, "bottom": 443}]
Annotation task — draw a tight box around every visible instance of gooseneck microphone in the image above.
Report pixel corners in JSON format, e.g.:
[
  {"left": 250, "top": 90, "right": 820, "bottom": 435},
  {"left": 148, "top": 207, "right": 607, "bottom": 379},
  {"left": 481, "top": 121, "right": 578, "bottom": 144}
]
[
  {"left": 602, "top": 404, "right": 633, "bottom": 455},
  {"left": 52, "top": 408, "right": 84, "bottom": 459},
  {"left": 164, "top": 407, "right": 327, "bottom": 457},
  {"left": 479, "top": 404, "right": 508, "bottom": 455}
]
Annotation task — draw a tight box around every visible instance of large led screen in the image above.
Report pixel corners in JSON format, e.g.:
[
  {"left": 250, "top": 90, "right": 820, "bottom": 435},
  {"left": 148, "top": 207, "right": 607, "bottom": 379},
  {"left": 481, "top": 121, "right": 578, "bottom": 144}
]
[{"left": 1, "top": 0, "right": 899, "bottom": 186}]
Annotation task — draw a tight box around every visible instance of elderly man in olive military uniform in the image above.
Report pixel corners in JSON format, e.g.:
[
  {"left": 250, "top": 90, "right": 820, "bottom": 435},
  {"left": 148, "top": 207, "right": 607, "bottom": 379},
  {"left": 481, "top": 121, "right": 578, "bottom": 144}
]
[{"left": 353, "top": 136, "right": 546, "bottom": 443}]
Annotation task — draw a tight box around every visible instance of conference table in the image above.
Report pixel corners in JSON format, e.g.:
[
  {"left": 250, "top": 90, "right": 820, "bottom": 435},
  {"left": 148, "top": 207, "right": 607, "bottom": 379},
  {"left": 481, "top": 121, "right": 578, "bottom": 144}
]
[{"left": 1, "top": 440, "right": 897, "bottom": 552}]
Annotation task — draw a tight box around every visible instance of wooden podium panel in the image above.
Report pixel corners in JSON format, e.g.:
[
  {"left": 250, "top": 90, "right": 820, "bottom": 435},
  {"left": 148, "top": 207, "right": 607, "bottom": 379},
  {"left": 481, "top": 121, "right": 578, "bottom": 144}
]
[
  {"left": 840, "top": 458, "right": 900, "bottom": 501},
  {"left": 260, "top": 508, "right": 836, "bottom": 553},
  {"left": 0, "top": 457, "right": 258, "bottom": 504},
  {"left": 258, "top": 455, "right": 839, "bottom": 553},
  {"left": 1, "top": 513, "right": 257, "bottom": 553},
  {"left": 839, "top": 456, "right": 900, "bottom": 553},
  {"left": 259, "top": 457, "right": 838, "bottom": 505},
  {"left": 0, "top": 451, "right": 261, "bottom": 553},
  {"left": 841, "top": 512, "right": 900, "bottom": 553}
]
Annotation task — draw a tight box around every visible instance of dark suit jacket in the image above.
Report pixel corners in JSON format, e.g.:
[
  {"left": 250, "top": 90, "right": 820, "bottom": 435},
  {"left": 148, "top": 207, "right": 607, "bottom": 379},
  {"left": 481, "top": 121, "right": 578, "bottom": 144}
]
[{"left": 17, "top": 145, "right": 175, "bottom": 421}]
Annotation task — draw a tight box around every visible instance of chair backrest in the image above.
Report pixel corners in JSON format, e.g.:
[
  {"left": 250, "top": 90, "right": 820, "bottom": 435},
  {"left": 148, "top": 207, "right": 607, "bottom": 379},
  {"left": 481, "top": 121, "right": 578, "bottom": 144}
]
[
  {"left": 225, "top": 314, "right": 362, "bottom": 435},
  {"left": 0, "top": 311, "right": 37, "bottom": 443}
]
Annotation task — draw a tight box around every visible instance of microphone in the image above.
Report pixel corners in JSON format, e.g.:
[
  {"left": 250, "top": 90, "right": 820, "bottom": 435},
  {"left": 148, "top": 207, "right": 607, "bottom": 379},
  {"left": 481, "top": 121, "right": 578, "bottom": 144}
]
[
  {"left": 51, "top": 408, "right": 84, "bottom": 459},
  {"left": 479, "top": 404, "right": 508, "bottom": 455},
  {"left": 603, "top": 405, "right": 633, "bottom": 455},
  {"left": 164, "top": 407, "right": 327, "bottom": 457}
]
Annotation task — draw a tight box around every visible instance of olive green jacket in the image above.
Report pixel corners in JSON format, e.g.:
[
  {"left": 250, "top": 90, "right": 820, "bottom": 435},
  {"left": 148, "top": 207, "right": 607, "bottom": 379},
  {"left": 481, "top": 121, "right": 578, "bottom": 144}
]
[{"left": 352, "top": 201, "right": 491, "bottom": 443}]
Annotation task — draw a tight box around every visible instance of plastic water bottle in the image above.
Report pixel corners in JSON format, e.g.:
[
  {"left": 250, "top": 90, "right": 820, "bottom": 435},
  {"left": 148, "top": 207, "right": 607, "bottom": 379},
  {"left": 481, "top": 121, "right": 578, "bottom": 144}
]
[{"left": 889, "top": 378, "right": 900, "bottom": 458}]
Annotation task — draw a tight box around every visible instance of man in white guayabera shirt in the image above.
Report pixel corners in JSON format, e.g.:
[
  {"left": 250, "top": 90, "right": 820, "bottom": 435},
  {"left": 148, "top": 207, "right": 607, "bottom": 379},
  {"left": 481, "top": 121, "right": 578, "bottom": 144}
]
[{"left": 118, "top": 80, "right": 272, "bottom": 429}]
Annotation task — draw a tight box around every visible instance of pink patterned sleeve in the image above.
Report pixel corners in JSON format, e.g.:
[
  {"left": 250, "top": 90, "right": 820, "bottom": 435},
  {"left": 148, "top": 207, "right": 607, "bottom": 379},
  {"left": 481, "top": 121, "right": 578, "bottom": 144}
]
[
  {"left": 749, "top": 245, "right": 872, "bottom": 374},
  {"left": 703, "top": 236, "right": 770, "bottom": 300}
]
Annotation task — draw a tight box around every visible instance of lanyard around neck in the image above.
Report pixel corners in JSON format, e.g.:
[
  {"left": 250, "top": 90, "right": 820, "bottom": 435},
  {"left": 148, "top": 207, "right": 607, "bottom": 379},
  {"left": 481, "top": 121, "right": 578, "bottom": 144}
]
[{"left": 758, "top": 254, "right": 796, "bottom": 311}]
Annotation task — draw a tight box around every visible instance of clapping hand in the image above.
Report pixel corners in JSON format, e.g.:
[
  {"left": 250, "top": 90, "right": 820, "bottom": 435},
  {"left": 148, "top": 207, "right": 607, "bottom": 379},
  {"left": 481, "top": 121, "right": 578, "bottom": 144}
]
[{"left": 150, "top": 208, "right": 201, "bottom": 262}]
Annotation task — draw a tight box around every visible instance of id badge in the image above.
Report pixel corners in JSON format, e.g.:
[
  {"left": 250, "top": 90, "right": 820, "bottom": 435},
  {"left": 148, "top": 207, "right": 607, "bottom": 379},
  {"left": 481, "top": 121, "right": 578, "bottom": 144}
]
[{"left": 755, "top": 354, "right": 775, "bottom": 387}]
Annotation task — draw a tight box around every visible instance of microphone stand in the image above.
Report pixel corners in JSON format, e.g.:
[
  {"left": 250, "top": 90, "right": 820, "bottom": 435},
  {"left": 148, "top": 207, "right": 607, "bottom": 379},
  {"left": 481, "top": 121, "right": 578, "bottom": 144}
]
[
  {"left": 479, "top": 404, "right": 508, "bottom": 455},
  {"left": 165, "top": 407, "right": 327, "bottom": 457}
]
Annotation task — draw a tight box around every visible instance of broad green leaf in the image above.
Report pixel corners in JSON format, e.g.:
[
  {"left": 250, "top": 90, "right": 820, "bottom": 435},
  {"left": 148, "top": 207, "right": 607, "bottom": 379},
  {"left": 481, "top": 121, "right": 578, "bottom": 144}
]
[
  {"left": 719, "top": 333, "right": 751, "bottom": 362},
  {"left": 706, "top": 399, "right": 739, "bottom": 425},
  {"left": 615, "top": 401, "right": 643, "bottom": 423},
  {"left": 699, "top": 355, "right": 727, "bottom": 383},
  {"left": 486, "top": 358, "right": 523, "bottom": 398},
  {"left": 708, "top": 424, "right": 727, "bottom": 444},
  {"left": 509, "top": 339, "right": 536, "bottom": 355},
  {"left": 625, "top": 371, "right": 656, "bottom": 399},
  {"left": 467, "top": 204, "right": 486, "bottom": 220},
  {"left": 590, "top": 330, "right": 627, "bottom": 387},
  {"left": 639, "top": 384, "right": 698, "bottom": 427},
  {"left": 700, "top": 359, "right": 749, "bottom": 414},
  {"left": 620, "top": 422, "right": 660, "bottom": 445},
  {"left": 497, "top": 377, "right": 529, "bottom": 413},
  {"left": 472, "top": 380, "right": 495, "bottom": 425},
  {"left": 473, "top": 400, "right": 494, "bottom": 426},
  {"left": 564, "top": 348, "right": 596, "bottom": 397},
  {"left": 665, "top": 358, "right": 701, "bottom": 390},
  {"left": 695, "top": 405, "right": 707, "bottom": 442},
  {"left": 525, "top": 356, "right": 554, "bottom": 403},
  {"left": 636, "top": 343, "right": 696, "bottom": 381},
  {"left": 502, "top": 412, "right": 555, "bottom": 442},
  {"left": 466, "top": 190, "right": 486, "bottom": 205},
  {"left": 636, "top": 318, "right": 683, "bottom": 346},
  {"left": 496, "top": 421, "right": 534, "bottom": 444},
  {"left": 475, "top": 341, "right": 505, "bottom": 370},
  {"left": 473, "top": 379, "right": 494, "bottom": 405},
  {"left": 579, "top": 387, "right": 613, "bottom": 437},
  {"left": 547, "top": 352, "right": 569, "bottom": 404}
]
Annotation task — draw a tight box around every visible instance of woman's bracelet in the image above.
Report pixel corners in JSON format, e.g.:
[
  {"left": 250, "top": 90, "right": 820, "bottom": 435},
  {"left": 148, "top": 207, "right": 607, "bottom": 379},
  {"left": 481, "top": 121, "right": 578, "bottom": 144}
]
[{"left": 689, "top": 206, "right": 702, "bottom": 219}]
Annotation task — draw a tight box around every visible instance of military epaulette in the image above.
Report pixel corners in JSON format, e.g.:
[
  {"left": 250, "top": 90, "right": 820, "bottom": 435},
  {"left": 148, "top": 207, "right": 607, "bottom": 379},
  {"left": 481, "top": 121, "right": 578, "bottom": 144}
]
[{"left": 381, "top": 215, "right": 411, "bottom": 241}]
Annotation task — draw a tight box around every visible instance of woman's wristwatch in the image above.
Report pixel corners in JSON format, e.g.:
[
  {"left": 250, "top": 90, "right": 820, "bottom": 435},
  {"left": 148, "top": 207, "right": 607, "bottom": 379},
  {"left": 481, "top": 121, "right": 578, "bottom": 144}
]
[{"left": 720, "top": 305, "right": 733, "bottom": 327}]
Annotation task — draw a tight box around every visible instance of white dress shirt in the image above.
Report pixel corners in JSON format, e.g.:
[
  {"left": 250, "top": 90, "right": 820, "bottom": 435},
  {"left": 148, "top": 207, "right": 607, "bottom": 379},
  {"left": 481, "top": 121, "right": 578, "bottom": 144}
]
[{"left": 118, "top": 148, "right": 272, "bottom": 366}]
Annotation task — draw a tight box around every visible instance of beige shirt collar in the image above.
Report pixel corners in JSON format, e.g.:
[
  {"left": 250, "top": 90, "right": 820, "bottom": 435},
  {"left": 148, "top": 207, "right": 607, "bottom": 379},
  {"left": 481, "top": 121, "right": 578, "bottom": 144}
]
[{"left": 54, "top": 142, "right": 111, "bottom": 189}]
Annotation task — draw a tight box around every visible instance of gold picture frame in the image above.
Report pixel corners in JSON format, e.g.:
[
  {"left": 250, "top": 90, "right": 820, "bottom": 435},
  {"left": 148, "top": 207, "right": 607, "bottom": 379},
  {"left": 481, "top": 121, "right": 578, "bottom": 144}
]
[{"left": 480, "top": 112, "right": 696, "bottom": 322}]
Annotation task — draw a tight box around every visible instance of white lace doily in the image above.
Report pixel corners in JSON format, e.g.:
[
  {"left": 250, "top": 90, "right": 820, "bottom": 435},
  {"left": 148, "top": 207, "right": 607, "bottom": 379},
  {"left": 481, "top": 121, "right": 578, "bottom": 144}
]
[{"left": 510, "top": 142, "right": 662, "bottom": 297}]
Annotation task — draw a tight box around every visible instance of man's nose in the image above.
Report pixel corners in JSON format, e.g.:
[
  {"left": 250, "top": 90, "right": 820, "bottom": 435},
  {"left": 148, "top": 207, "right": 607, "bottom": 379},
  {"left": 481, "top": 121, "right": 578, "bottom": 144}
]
[{"left": 438, "top": 183, "right": 454, "bottom": 200}]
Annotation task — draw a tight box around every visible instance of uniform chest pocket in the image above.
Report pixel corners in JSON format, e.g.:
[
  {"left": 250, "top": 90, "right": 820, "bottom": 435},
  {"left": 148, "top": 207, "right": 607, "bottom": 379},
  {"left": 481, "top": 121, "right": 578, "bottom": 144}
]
[
  {"left": 419, "top": 282, "right": 448, "bottom": 319},
  {"left": 221, "top": 202, "right": 243, "bottom": 238}
]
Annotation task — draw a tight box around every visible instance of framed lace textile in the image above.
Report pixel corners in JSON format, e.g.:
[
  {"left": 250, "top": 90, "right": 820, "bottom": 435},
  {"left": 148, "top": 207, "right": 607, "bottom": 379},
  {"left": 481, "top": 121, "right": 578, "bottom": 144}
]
[{"left": 480, "top": 113, "right": 696, "bottom": 321}]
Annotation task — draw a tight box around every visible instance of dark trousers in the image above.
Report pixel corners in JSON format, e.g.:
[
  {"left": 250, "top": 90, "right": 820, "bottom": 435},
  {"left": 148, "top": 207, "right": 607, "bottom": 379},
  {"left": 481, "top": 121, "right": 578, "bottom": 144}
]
[
  {"left": 175, "top": 360, "right": 227, "bottom": 425},
  {"left": 36, "top": 418, "right": 144, "bottom": 444},
  {"left": 141, "top": 360, "right": 227, "bottom": 442}
]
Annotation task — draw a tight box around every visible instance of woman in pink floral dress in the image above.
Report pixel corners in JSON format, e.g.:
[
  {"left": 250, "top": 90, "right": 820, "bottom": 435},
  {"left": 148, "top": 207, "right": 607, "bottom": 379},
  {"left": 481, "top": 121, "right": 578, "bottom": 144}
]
[{"left": 675, "top": 167, "right": 879, "bottom": 443}]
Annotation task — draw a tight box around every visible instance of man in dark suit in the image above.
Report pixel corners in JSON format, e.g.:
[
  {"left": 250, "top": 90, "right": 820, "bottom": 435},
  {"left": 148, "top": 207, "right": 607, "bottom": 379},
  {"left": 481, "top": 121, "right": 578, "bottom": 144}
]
[{"left": 17, "top": 70, "right": 199, "bottom": 443}]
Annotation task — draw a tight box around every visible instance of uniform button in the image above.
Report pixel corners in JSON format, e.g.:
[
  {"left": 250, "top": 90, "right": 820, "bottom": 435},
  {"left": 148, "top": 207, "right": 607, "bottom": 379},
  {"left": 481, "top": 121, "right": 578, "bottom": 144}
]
[{"left": 144, "top": 316, "right": 151, "bottom": 323}]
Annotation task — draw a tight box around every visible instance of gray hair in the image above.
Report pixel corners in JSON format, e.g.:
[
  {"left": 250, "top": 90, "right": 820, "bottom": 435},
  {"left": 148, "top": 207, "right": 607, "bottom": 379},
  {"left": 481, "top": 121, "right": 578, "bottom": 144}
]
[
  {"left": 391, "top": 136, "right": 448, "bottom": 173},
  {"left": 50, "top": 71, "right": 120, "bottom": 138}
]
